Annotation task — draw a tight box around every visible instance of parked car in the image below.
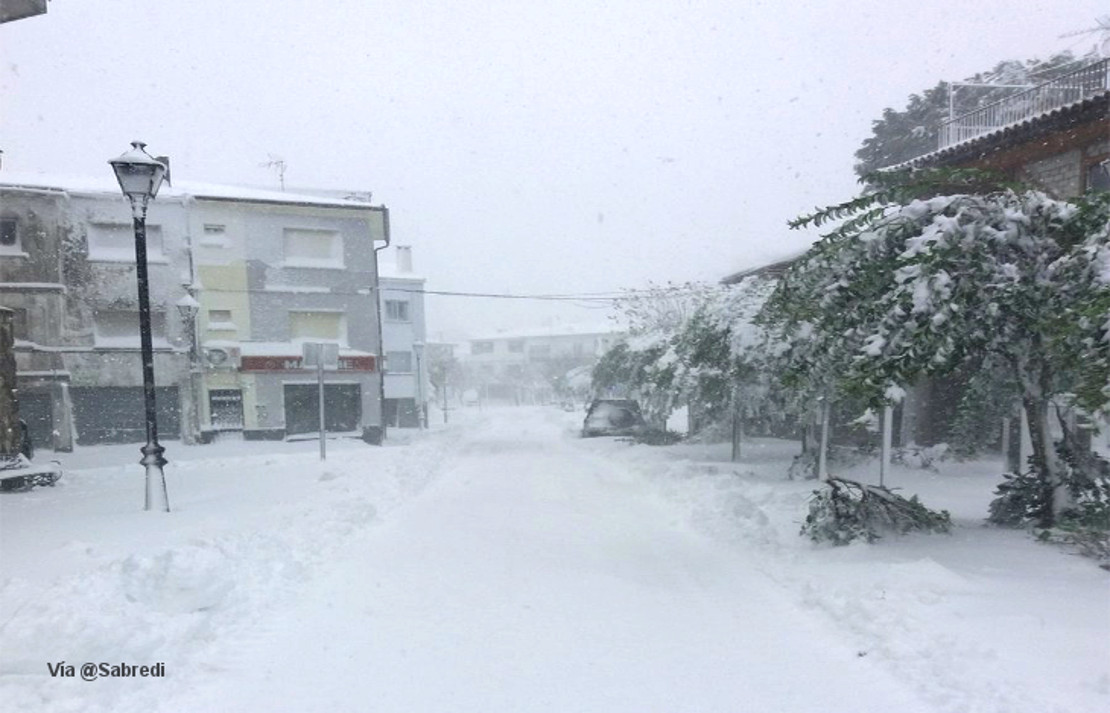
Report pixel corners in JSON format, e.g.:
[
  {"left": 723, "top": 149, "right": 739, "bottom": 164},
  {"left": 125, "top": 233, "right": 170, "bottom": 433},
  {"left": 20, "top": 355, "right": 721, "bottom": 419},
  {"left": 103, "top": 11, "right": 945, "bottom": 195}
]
[{"left": 581, "top": 399, "right": 648, "bottom": 438}]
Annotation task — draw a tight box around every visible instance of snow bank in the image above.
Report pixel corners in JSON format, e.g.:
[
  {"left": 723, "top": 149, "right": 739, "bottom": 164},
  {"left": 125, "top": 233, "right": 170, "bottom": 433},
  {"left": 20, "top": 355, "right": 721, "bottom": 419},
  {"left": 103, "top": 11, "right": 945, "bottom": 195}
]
[
  {"left": 577, "top": 430, "right": 1110, "bottom": 713},
  {"left": 0, "top": 429, "right": 460, "bottom": 713}
]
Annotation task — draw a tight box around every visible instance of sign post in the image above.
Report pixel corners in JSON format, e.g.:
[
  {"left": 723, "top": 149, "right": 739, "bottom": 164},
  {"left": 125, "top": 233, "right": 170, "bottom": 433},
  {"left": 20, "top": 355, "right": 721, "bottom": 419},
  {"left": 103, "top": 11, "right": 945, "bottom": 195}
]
[{"left": 303, "top": 342, "right": 340, "bottom": 460}]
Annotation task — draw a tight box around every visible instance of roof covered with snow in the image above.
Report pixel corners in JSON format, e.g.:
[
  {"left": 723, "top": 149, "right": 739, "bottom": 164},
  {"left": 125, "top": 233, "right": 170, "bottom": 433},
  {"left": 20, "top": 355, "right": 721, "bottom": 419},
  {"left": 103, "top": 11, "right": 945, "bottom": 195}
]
[
  {"left": 888, "top": 90, "right": 1110, "bottom": 172},
  {"left": 721, "top": 248, "right": 809, "bottom": 284},
  {"left": 0, "top": 171, "right": 381, "bottom": 210}
]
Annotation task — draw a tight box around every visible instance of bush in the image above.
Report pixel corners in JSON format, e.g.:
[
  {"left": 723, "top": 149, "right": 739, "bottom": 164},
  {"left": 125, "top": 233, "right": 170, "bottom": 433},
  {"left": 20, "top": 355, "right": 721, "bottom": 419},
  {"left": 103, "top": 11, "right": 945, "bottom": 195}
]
[
  {"left": 987, "top": 468, "right": 1052, "bottom": 526},
  {"left": 621, "top": 428, "right": 685, "bottom": 446},
  {"left": 988, "top": 442, "right": 1110, "bottom": 530},
  {"left": 801, "top": 477, "right": 952, "bottom": 545},
  {"left": 1037, "top": 522, "right": 1110, "bottom": 566}
]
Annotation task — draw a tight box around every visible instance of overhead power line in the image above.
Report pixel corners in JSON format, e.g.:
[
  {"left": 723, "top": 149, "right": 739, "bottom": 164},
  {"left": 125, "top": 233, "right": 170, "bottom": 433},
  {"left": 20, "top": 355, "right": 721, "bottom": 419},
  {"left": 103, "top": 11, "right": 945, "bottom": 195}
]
[{"left": 191, "top": 284, "right": 707, "bottom": 303}]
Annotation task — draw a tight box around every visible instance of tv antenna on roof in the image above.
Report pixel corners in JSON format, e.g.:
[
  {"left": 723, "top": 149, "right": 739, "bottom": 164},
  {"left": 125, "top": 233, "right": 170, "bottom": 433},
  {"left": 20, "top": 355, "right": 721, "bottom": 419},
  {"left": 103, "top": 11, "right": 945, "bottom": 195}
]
[{"left": 259, "top": 154, "right": 287, "bottom": 191}]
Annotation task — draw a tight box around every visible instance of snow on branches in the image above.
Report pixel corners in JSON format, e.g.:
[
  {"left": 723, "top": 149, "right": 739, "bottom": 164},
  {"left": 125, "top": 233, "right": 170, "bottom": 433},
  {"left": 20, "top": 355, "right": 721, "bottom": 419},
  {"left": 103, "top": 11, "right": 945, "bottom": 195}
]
[
  {"left": 592, "top": 279, "right": 780, "bottom": 431},
  {"left": 767, "top": 180, "right": 1110, "bottom": 527}
]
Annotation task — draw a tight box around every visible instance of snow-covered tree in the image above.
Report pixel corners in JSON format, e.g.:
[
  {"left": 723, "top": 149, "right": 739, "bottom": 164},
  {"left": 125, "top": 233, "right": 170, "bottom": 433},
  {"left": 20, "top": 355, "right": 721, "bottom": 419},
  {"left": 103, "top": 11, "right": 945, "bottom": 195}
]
[
  {"left": 592, "top": 279, "right": 780, "bottom": 433},
  {"left": 764, "top": 173, "right": 1110, "bottom": 526}
]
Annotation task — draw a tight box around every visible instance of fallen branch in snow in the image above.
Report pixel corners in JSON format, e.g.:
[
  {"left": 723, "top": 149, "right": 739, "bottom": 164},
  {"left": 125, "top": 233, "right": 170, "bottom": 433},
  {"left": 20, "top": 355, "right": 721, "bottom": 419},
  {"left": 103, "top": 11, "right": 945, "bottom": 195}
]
[{"left": 801, "top": 477, "right": 952, "bottom": 545}]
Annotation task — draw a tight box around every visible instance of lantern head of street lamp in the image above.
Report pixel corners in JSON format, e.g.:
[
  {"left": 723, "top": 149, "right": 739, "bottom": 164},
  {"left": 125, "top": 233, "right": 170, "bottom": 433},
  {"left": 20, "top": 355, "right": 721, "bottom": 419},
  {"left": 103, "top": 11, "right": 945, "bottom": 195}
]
[
  {"left": 175, "top": 293, "right": 201, "bottom": 320},
  {"left": 109, "top": 141, "right": 167, "bottom": 216}
]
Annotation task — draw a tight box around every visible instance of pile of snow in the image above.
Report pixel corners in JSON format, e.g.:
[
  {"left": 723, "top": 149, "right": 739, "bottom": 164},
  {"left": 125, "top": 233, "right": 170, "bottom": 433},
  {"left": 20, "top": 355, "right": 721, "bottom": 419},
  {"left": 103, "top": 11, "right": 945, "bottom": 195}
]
[
  {"left": 1, "top": 429, "right": 460, "bottom": 713},
  {"left": 579, "top": 432, "right": 1110, "bottom": 713}
]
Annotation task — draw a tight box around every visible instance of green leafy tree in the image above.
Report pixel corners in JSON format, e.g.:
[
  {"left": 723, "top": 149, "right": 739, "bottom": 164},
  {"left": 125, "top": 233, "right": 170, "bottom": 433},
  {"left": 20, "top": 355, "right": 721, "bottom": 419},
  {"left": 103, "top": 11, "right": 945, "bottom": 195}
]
[{"left": 764, "top": 171, "right": 1110, "bottom": 527}]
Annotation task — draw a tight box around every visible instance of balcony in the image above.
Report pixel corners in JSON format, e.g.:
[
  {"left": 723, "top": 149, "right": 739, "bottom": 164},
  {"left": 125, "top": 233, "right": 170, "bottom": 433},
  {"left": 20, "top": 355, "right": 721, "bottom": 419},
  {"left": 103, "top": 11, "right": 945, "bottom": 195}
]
[{"left": 938, "top": 58, "right": 1110, "bottom": 149}]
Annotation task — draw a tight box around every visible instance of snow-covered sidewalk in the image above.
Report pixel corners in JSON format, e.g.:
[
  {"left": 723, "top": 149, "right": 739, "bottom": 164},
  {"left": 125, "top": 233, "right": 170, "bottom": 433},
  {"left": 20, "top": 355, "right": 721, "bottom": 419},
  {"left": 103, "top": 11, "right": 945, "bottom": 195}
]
[
  {"left": 1, "top": 407, "right": 1107, "bottom": 712},
  {"left": 1, "top": 427, "right": 461, "bottom": 712}
]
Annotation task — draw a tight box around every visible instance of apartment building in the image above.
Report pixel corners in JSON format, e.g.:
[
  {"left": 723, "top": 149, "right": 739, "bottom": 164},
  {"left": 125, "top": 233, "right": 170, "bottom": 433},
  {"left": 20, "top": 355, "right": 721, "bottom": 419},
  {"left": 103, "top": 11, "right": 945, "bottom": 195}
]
[{"left": 0, "top": 173, "right": 387, "bottom": 446}]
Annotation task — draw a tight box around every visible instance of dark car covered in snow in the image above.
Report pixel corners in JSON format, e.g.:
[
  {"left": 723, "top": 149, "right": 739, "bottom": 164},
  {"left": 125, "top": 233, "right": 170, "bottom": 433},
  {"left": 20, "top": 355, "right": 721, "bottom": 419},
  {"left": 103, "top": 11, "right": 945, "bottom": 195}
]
[{"left": 581, "top": 399, "right": 648, "bottom": 438}]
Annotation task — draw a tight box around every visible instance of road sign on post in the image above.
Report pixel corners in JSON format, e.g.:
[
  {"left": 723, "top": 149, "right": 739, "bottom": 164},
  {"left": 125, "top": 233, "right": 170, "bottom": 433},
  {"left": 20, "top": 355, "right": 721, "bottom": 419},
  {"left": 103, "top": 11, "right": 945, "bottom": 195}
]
[{"left": 303, "top": 343, "right": 340, "bottom": 460}]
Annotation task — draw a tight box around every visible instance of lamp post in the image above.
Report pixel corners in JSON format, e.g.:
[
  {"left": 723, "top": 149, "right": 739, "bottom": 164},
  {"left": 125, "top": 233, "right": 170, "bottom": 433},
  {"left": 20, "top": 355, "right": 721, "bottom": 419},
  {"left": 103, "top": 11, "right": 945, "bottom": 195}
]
[
  {"left": 109, "top": 141, "right": 170, "bottom": 512},
  {"left": 176, "top": 292, "right": 201, "bottom": 445}
]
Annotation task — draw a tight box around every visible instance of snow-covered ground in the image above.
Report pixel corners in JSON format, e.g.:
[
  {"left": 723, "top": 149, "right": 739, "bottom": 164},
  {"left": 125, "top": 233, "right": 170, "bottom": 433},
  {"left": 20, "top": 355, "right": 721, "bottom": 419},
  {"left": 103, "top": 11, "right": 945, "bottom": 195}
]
[{"left": 1, "top": 407, "right": 1107, "bottom": 712}]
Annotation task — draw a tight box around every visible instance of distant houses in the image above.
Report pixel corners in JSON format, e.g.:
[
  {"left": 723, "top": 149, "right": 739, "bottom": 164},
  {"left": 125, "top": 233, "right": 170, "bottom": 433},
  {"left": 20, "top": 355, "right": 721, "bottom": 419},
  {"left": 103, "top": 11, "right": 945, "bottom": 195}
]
[{"left": 462, "top": 323, "right": 623, "bottom": 405}]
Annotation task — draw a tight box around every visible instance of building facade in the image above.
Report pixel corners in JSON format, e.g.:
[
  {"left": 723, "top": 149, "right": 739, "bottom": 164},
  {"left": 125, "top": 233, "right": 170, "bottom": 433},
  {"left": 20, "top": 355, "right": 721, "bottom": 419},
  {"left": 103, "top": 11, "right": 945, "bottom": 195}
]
[
  {"left": 0, "top": 173, "right": 387, "bottom": 448},
  {"left": 378, "top": 245, "right": 428, "bottom": 428},
  {"left": 899, "top": 57, "right": 1108, "bottom": 198},
  {"left": 1, "top": 175, "right": 195, "bottom": 449}
]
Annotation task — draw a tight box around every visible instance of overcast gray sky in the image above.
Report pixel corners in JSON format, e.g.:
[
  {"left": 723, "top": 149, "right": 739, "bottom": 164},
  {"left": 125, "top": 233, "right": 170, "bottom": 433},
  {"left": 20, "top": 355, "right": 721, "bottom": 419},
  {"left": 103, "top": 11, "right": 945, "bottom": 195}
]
[{"left": 2, "top": 1, "right": 1106, "bottom": 337}]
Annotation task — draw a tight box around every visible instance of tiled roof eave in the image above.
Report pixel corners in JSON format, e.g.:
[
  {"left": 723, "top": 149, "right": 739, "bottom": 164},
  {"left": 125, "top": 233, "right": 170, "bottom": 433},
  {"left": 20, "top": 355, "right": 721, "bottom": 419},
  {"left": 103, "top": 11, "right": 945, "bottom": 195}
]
[{"left": 884, "top": 91, "right": 1110, "bottom": 171}]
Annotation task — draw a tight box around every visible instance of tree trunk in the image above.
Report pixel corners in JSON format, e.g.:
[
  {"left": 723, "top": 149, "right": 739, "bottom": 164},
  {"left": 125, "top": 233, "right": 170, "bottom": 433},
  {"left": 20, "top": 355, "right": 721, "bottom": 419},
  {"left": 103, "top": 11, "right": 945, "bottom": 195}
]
[{"left": 1021, "top": 391, "right": 1068, "bottom": 528}]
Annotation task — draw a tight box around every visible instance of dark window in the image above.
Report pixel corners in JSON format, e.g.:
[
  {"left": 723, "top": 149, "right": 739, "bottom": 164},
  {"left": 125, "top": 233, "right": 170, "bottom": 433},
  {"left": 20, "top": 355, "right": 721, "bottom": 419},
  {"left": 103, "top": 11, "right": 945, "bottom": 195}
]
[
  {"left": 0, "top": 218, "right": 17, "bottom": 247},
  {"left": 209, "top": 389, "right": 244, "bottom": 430},
  {"left": 385, "top": 300, "right": 410, "bottom": 321},
  {"left": 507, "top": 340, "right": 524, "bottom": 353},
  {"left": 471, "top": 341, "right": 494, "bottom": 355}
]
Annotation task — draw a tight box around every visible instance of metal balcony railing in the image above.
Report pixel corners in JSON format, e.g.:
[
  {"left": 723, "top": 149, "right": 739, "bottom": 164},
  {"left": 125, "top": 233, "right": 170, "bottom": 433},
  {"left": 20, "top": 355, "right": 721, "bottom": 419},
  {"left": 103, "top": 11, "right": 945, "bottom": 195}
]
[{"left": 938, "top": 58, "right": 1110, "bottom": 149}]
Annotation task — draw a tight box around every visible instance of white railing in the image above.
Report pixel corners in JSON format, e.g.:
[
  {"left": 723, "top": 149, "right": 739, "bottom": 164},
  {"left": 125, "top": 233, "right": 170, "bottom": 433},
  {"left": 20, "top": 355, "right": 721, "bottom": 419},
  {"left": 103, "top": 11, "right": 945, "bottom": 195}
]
[{"left": 938, "top": 58, "right": 1110, "bottom": 149}]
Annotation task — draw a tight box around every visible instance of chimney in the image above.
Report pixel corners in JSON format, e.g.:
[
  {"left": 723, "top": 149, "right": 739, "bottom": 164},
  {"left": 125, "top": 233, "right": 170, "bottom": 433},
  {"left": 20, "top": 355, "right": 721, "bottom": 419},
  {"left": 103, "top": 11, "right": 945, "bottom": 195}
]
[{"left": 396, "top": 245, "right": 413, "bottom": 273}]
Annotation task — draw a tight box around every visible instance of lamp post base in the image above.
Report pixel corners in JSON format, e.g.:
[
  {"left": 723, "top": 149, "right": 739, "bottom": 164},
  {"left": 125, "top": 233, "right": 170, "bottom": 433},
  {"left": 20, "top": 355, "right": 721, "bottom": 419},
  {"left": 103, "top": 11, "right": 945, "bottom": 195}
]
[{"left": 140, "top": 442, "right": 170, "bottom": 512}]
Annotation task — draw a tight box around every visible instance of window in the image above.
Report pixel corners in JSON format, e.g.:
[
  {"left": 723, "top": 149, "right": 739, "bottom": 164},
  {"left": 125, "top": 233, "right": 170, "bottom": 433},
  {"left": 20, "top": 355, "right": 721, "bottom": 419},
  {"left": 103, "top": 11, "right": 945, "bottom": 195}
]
[
  {"left": 94, "top": 309, "right": 167, "bottom": 347},
  {"left": 283, "top": 228, "right": 343, "bottom": 268},
  {"left": 471, "top": 341, "right": 494, "bottom": 355},
  {"left": 288, "top": 310, "right": 345, "bottom": 343},
  {"left": 507, "top": 340, "right": 524, "bottom": 353},
  {"left": 387, "top": 351, "right": 413, "bottom": 373},
  {"left": 88, "top": 223, "right": 164, "bottom": 262},
  {"left": 1088, "top": 159, "right": 1110, "bottom": 192},
  {"left": 209, "top": 389, "right": 244, "bottom": 430},
  {"left": 200, "top": 224, "right": 228, "bottom": 247},
  {"left": 0, "top": 218, "right": 19, "bottom": 253},
  {"left": 528, "top": 344, "right": 551, "bottom": 358},
  {"left": 385, "top": 300, "right": 410, "bottom": 322},
  {"left": 207, "top": 309, "right": 236, "bottom": 331}
]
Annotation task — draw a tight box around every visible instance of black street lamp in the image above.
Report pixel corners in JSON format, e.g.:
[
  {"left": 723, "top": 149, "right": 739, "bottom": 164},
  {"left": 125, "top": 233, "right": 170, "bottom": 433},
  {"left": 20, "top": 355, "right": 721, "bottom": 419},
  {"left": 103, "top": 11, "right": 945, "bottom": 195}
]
[{"left": 109, "top": 141, "right": 170, "bottom": 512}]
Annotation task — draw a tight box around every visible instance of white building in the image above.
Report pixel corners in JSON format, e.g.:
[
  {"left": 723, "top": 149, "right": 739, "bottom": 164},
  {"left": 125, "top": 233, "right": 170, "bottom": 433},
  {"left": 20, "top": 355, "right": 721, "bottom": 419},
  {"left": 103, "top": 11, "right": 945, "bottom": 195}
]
[
  {"left": 463, "top": 323, "right": 622, "bottom": 405},
  {"left": 0, "top": 171, "right": 388, "bottom": 447},
  {"left": 378, "top": 245, "right": 428, "bottom": 427}
]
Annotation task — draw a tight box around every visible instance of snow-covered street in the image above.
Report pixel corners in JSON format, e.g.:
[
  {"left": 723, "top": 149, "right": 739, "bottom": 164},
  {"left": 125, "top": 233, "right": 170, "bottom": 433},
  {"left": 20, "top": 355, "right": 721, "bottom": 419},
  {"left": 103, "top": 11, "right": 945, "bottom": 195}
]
[{"left": 2, "top": 407, "right": 1108, "bottom": 712}]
